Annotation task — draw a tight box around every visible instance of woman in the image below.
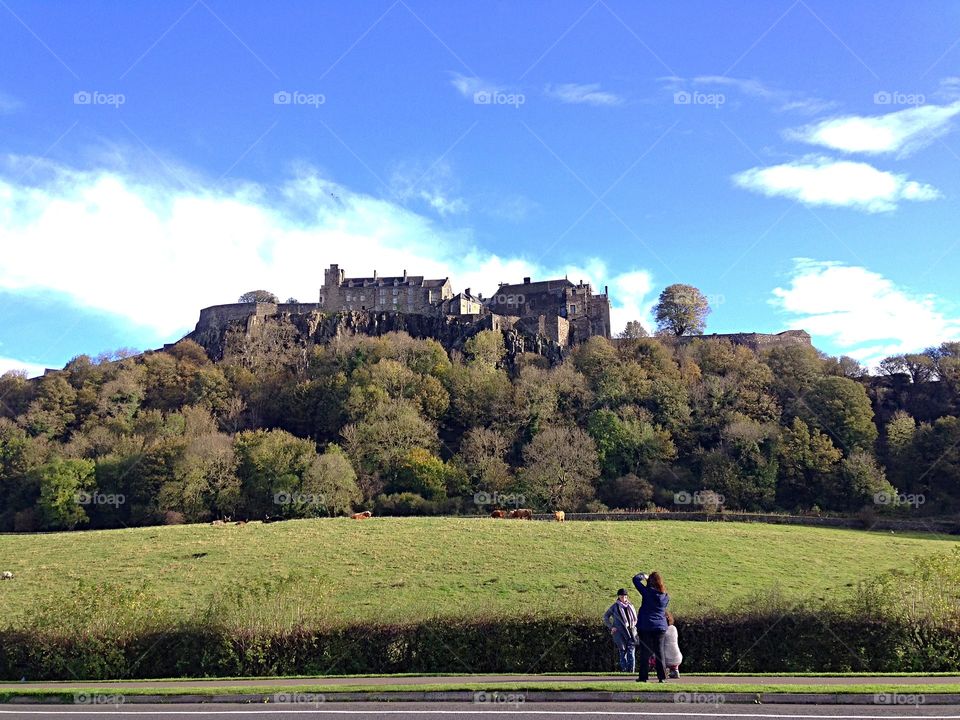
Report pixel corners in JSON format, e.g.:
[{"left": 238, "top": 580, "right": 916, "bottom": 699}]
[
  {"left": 602, "top": 588, "right": 638, "bottom": 672},
  {"left": 632, "top": 571, "right": 669, "bottom": 683}
]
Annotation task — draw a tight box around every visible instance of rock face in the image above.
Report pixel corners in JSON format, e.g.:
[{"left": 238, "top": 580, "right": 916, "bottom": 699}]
[{"left": 184, "top": 303, "right": 567, "bottom": 365}]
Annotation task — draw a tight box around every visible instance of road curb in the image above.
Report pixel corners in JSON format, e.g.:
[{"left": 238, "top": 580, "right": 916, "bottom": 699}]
[{"left": 5, "top": 690, "right": 960, "bottom": 705}]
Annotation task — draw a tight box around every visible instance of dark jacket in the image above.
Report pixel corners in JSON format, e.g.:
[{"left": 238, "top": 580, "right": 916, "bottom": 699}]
[{"left": 633, "top": 574, "right": 669, "bottom": 631}]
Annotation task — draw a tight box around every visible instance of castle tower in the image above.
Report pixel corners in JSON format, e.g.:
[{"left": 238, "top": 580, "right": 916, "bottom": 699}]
[{"left": 320, "top": 263, "right": 345, "bottom": 310}]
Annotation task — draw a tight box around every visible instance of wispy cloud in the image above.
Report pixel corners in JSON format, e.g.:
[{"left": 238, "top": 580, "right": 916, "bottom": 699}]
[
  {"left": 733, "top": 155, "right": 940, "bottom": 213},
  {"left": 662, "top": 75, "right": 835, "bottom": 114},
  {"left": 544, "top": 83, "right": 623, "bottom": 107},
  {"left": 388, "top": 158, "right": 468, "bottom": 217},
  {"left": 0, "top": 153, "right": 651, "bottom": 340},
  {"left": 785, "top": 101, "right": 960, "bottom": 156},
  {"left": 772, "top": 259, "right": 960, "bottom": 366}
]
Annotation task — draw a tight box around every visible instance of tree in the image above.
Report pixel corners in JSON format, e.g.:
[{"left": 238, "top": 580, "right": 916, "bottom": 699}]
[
  {"left": 878, "top": 354, "right": 935, "bottom": 383},
  {"left": 458, "top": 427, "right": 514, "bottom": 493},
  {"left": 776, "top": 417, "right": 842, "bottom": 509},
  {"left": 654, "top": 284, "right": 711, "bottom": 336},
  {"left": 800, "top": 376, "right": 878, "bottom": 453},
  {"left": 464, "top": 330, "right": 506, "bottom": 369},
  {"left": 521, "top": 426, "right": 600, "bottom": 510},
  {"left": 238, "top": 290, "right": 279, "bottom": 304},
  {"left": 618, "top": 321, "right": 649, "bottom": 339},
  {"left": 839, "top": 451, "right": 894, "bottom": 510},
  {"left": 36, "top": 458, "right": 96, "bottom": 530},
  {"left": 235, "top": 428, "right": 359, "bottom": 518}
]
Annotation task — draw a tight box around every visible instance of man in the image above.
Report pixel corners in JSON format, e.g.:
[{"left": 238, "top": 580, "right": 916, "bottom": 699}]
[{"left": 603, "top": 588, "right": 638, "bottom": 672}]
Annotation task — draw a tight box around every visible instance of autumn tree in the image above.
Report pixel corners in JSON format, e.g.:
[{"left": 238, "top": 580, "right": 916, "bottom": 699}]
[
  {"left": 521, "top": 426, "right": 600, "bottom": 510},
  {"left": 654, "top": 284, "right": 711, "bottom": 336}
]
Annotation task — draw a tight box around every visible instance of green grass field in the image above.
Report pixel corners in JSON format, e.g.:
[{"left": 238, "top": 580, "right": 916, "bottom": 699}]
[{"left": 0, "top": 518, "right": 955, "bottom": 628}]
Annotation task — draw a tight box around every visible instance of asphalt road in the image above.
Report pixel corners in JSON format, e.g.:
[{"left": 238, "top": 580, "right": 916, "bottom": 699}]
[{"left": 1, "top": 702, "right": 960, "bottom": 719}]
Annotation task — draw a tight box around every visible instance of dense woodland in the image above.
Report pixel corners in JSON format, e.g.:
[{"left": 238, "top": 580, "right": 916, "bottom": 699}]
[{"left": 1, "top": 327, "right": 959, "bottom": 531}]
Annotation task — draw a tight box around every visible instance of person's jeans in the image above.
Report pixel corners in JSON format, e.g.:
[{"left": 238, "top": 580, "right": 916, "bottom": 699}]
[
  {"left": 616, "top": 640, "right": 636, "bottom": 672},
  {"left": 637, "top": 629, "right": 666, "bottom": 681}
]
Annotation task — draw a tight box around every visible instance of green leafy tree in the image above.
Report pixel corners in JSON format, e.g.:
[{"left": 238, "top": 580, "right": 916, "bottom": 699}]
[
  {"left": 238, "top": 290, "right": 279, "bottom": 303},
  {"left": 36, "top": 458, "right": 95, "bottom": 530},
  {"left": 800, "top": 376, "right": 878, "bottom": 453},
  {"left": 654, "top": 284, "right": 711, "bottom": 336}
]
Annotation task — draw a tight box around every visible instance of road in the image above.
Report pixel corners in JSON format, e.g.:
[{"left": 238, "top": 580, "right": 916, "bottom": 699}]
[{"left": 1, "top": 703, "right": 960, "bottom": 719}]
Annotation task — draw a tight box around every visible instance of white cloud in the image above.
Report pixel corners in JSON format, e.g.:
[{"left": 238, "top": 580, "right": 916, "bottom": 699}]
[
  {"left": 732, "top": 155, "right": 941, "bottom": 212},
  {"left": 607, "top": 270, "right": 656, "bottom": 334},
  {"left": 0, "top": 153, "right": 650, "bottom": 343},
  {"left": 785, "top": 101, "right": 960, "bottom": 156},
  {"left": 388, "top": 159, "right": 468, "bottom": 217},
  {"left": 544, "top": 83, "right": 623, "bottom": 107},
  {"left": 0, "top": 356, "right": 48, "bottom": 378},
  {"left": 659, "top": 76, "right": 834, "bottom": 114},
  {"left": 449, "top": 72, "right": 502, "bottom": 100},
  {"left": 772, "top": 259, "right": 960, "bottom": 365}
]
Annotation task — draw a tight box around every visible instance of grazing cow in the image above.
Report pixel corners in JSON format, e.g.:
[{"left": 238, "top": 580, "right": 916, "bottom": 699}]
[
  {"left": 490, "top": 509, "right": 506, "bottom": 518},
  {"left": 509, "top": 508, "right": 533, "bottom": 520},
  {"left": 1, "top": 571, "right": 13, "bottom": 580},
  {"left": 554, "top": 511, "right": 565, "bottom": 522},
  {"left": 351, "top": 511, "right": 373, "bottom": 520}
]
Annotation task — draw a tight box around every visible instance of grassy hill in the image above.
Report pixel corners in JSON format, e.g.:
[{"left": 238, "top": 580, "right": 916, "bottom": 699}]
[{"left": 0, "top": 518, "right": 955, "bottom": 629}]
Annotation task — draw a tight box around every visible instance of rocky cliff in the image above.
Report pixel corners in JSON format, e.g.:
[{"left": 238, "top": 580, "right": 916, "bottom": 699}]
[{"left": 183, "top": 304, "right": 567, "bottom": 366}]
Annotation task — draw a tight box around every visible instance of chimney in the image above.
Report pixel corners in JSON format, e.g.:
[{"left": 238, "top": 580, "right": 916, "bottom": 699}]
[
  {"left": 465, "top": 287, "right": 471, "bottom": 297},
  {"left": 373, "top": 269, "right": 378, "bottom": 280},
  {"left": 403, "top": 269, "right": 407, "bottom": 280},
  {"left": 523, "top": 277, "right": 531, "bottom": 284},
  {"left": 604, "top": 285, "right": 608, "bottom": 296}
]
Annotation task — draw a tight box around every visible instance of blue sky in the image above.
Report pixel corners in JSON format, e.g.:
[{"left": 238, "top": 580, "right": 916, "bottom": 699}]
[{"left": 2, "top": 0, "right": 960, "bottom": 375}]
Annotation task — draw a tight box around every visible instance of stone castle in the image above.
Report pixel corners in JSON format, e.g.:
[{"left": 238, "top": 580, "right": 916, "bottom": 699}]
[
  {"left": 184, "top": 263, "right": 811, "bottom": 364},
  {"left": 315, "top": 264, "right": 611, "bottom": 346}
]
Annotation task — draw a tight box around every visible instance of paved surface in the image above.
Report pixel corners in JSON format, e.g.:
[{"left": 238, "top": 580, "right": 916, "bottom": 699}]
[
  {"left": 1, "top": 702, "right": 959, "bottom": 718},
  {"left": 1, "top": 676, "right": 958, "bottom": 689}
]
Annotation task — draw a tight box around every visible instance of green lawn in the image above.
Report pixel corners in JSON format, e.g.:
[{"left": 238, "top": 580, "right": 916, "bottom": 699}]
[{"left": 0, "top": 518, "right": 954, "bottom": 628}]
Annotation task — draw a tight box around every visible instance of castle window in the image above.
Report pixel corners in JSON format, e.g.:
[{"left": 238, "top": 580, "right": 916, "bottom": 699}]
[{"left": 569, "top": 304, "right": 578, "bottom": 314}]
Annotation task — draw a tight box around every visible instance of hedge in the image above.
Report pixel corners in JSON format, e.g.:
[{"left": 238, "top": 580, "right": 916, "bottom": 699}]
[{"left": 2, "top": 610, "right": 958, "bottom": 680}]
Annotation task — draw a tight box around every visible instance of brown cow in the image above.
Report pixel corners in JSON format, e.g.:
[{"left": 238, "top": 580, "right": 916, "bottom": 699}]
[
  {"left": 554, "top": 511, "right": 565, "bottom": 522},
  {"left": 351, "top": 511, "right": 373, "bottom": 520},
  {"left": 508, "top": 508, "right": 533, "bottom": 520},
  {"left": 490, "top": 509, "right": 506, "bottom": 518}
]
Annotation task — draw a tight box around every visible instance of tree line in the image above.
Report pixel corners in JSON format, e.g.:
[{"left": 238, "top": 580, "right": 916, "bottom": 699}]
[{"left": 0, "top": 282, "right": 958, "bottom": 531}]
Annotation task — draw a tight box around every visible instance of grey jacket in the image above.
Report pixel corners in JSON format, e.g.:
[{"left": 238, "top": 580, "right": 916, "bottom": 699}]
[{"left": 603, "top": 601, "right": 638, "bottom": 646}]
